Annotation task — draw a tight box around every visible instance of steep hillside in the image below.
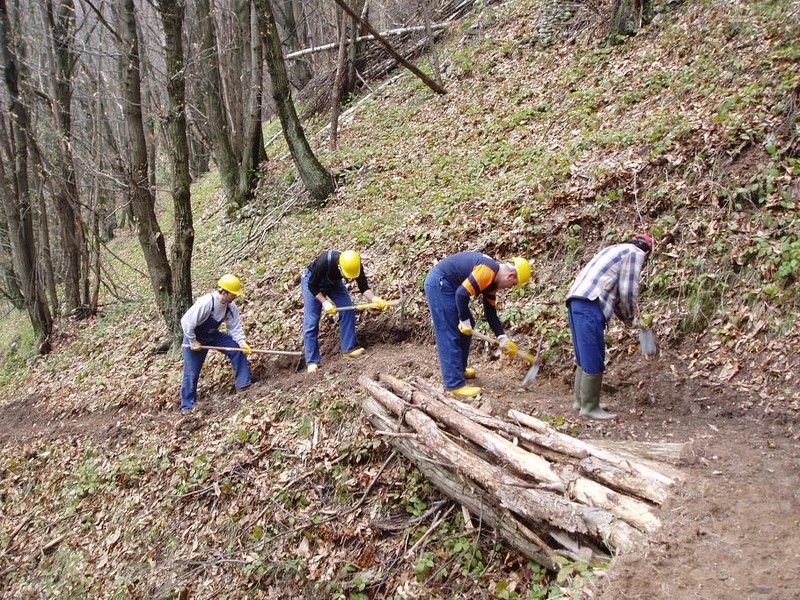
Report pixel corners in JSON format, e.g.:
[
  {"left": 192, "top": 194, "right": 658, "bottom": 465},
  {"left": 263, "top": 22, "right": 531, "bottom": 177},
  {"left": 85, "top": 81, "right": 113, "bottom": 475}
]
[{"left": 1, "top": 0, "right": 798, "bottom": 597}]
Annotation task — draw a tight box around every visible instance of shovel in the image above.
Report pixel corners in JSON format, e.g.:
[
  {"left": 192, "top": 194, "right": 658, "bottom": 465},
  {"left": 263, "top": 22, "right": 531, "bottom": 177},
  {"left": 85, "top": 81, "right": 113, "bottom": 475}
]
[
  {"left": 634, "top": 315, "right": 657, "bottom": 357},
  {"left": 471, "top": 331, "right": 543, "bottom": 387},
  {"left": 638, "top": 328, "right": 657, "bottom": 357},
  {"left": 182, "top": 344, "right": 302, "bottom": 356}
]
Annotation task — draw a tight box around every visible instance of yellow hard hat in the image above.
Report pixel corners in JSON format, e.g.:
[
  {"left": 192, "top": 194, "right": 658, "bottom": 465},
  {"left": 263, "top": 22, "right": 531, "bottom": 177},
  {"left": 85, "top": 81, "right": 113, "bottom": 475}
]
[
  {"left": 513, "top": 257, "right": 531, "bottom": 287},
  {"left": 218, "top": 274, "right": 243, "bottom": 296},
  {"left": 339, "top": 250, "right": 361, "bottom": 279}
]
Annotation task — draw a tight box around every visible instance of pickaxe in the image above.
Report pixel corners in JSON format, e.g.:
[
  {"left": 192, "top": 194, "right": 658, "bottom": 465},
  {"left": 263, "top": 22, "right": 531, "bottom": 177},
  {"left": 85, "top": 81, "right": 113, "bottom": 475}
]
[
  {"left": 471, "top": 331, "right": 544, "bottom": 387},
  {"left": 182, "top": 344, "right": 302, "bottom": 356},
  {"left": 331, "top": 298, "right": 403, "bottom": 312}
]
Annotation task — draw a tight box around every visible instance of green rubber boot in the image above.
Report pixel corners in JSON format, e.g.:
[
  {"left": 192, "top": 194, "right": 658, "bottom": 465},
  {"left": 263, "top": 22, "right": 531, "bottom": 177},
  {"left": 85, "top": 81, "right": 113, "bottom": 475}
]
[
  {"left": 573, "top": 367, "right": 584, "bottom": 411},
  {"left": 579, "top": 373, "right": 617, "bottom": 420}
]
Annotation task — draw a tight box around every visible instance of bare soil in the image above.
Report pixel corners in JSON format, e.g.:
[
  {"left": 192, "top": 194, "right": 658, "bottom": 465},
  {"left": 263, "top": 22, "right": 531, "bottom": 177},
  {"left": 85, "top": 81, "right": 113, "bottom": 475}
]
[{"left": 2, "top": 316, "right": 799, "bottom": 599}]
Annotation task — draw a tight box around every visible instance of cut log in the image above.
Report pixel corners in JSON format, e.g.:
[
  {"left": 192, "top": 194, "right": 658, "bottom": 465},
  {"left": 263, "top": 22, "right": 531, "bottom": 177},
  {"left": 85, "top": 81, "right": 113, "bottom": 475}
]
[
  {"left": 378, "top": 373, "right": 563, "bottom": 487},
  {"left": 362, "top": 396, "right": 565, "bottom": 571},
  {"left": 403, "top": 377, "right": 669, "bottom": 521},
  {"left": 359, "top": 375, "right": 645, "bottom": 552}
]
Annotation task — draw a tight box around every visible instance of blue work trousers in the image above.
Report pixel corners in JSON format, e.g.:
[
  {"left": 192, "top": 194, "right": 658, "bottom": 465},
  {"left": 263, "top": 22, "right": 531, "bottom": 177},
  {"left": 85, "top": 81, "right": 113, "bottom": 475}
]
[
  {"left": 425, "top": 270, "right": 472, "bottom": 390},
  {"left": 301, "top": 270, "right": 356, "bottom": 366},
  {"left": 567, "top": 298, "right": 606, "bottom": 375},
  {"left": 180, "top": 332, "right": 251, "bottom": 411}
]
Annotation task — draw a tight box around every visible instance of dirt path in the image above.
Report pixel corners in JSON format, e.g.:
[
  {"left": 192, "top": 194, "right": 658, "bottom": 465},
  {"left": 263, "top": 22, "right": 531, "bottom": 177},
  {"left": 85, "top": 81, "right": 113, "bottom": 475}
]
[{"left": 2, "top": 331, "right": 798, "bottom": 599}]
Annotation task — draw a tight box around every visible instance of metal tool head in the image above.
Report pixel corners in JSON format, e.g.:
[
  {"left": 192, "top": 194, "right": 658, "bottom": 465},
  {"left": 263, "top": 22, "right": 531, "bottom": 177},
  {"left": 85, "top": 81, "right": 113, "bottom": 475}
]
[{"left": 522, "top": 335, "right": 544, "bottom": 387}]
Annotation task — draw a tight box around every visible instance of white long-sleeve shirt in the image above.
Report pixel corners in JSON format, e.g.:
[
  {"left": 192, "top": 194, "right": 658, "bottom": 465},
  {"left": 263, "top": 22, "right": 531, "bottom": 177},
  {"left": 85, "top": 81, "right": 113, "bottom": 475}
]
[{"left": 180, "top": 291, "right": 246, "bottom": 345}]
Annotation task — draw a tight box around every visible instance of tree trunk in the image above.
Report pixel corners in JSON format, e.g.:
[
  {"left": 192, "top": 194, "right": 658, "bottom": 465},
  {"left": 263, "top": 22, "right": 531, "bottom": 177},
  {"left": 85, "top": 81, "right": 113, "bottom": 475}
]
[
  {"left": 117, "top": 0, "right": 174, "bottom": 328},
  {"left": 157, "top": 0, "right": 194, "bottom": 343},
  {"left": 41, "top": 0, "right": 88, "bottom": 315},
  {"left": 359, "top": 375, "right": 644, "bottom": 552},
  {"left": 277, "top": 0, "right": 312, "bottom": 90},
  {"left": 30, "top": 155, "right": 59, "bottom": 317},
  {"left": 237, "top": 2, "right": 266, "bottom": 203},
  {"left": 196, "top": 0, "right": 246, "bottom": 212},
  {"left": 609, "top": 0, "right": 652, "bottom": 41},
  {"left": 329, "top": 5, "right": 348, "bottom": 151},
  {"left": 0, "top": 0, "right": 53, "bottom": 352},
  {"left": 363, "top": 396, "right": 563, "bottom": 572},
  {"left": 254, "top": 0, "right": 335, "bottom": 203},
  {"left": 344, "top": 0, "right": 365, "bottom": 99}
]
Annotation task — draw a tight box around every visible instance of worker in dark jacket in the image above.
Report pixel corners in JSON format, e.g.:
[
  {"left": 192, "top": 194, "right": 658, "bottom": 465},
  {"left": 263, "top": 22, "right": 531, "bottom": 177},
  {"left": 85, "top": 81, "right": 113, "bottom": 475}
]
[
  {"left": 180, "top": 274, "right": 252, "bottom": 414},
  {"left": 566, "top": 234, "right": 653, "bottom": 420},
  {"left": 301, "top": 250, "right": 388, "bottom": 373},
  {"left": 424, "top": 252, "right": 531, "bottom": 397}
]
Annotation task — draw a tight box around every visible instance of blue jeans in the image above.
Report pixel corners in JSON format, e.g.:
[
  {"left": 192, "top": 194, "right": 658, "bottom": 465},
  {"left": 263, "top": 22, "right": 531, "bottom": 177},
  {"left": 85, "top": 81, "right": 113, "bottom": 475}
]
[
  {"left": 180, "top": 332, "right": 251, "bottom": 411},
  {"left": 425, "top": 270, "right": 472, "bottom": 390},
  {"left": 301, "top": 270, "right": 356, "bottom": 366},
  {"left": 567, "top": 298, "right": 606, "bottom": 375}
]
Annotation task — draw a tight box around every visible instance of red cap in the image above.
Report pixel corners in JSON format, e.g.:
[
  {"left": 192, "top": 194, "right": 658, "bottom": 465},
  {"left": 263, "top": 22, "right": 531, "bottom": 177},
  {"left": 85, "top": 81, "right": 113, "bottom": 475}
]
[{"left": 631, "top": 233, "right": 654, "bottom": 252}]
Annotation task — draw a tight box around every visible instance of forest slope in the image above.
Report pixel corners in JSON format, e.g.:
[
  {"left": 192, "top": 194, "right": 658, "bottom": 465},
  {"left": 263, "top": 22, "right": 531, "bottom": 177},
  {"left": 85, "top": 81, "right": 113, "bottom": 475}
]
[{"left": 0, "top": 0, "right": 798, "bottom": 597}]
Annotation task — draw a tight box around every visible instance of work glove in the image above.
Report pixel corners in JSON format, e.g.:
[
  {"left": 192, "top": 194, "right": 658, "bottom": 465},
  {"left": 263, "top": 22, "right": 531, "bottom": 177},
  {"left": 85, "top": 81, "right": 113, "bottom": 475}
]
[
  {"left": 632, "top": 314, "right": 653, "bottom": 329},
  {"left": 373, "top": 297, "right": 389, "bottom": 310},
  {"left": 322, "top": 300, "right": 337, "bottom": 315},
  {"left": 241, "top": 343, "right": 252, "bottom": 356},
  {"left": 458, "top": 319, "right": 473, "bottom": 335},
  {"left": 498, "top": 335, "right": 518, "bottom": 356},
  {"left": 189, "top": 339, "right": 202, "bottom": 351}
]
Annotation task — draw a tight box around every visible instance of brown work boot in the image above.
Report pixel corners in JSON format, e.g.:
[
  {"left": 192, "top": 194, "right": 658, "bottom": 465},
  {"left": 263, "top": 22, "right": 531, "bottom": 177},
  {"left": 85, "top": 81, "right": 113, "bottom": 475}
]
[{"left": 343, "top": 348, "right": 365, "bottom": 358}]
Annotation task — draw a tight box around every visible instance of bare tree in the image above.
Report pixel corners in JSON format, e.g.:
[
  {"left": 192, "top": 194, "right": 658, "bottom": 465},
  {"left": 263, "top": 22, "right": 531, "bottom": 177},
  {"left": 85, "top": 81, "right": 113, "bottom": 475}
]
[
  {"left": 254, "top": 0, "right": 335, "bottom": 203},
  {"left": 0, "top": 0, "right": 53, "bottom": 352},
  {"left": 194, "top": 0, "right": 264, "bottom": 214},
  {"left": 156, "top": 0, "right": 194, "bottom": 341},
  {"left": 40, "top": 0, "right": 91, "bottom": 316},
  {"left": 116, "top": 0, "right": 174, "bottom": 327}
]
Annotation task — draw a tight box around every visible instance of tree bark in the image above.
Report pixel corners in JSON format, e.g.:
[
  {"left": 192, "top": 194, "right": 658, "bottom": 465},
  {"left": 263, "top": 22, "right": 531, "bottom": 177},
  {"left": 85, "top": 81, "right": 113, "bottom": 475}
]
[
  {"left": 277, "top": 0, "right": 312, "bottom": 90},
  {"left": 117, "top": 0, "right": 174, "bottom": 328},
  {"left": 254, "top": 0, "right": 335, "bottom": 203},
  {"left": 0, "top": 0, "right": 53, "bottom": 352},
  {"left": 157, "top": 0, "right": 194, "bottom": 342},
  {"left": 41, "top": 0, "right": 87, "bottom": 315},
  {"left": 363, "top": 396, "right": 564, "bottom": 571},
  {"left": 609, "top": 0, "right": 652, "bottom": 41},
  {"left": 196, "top": 0, "right": 245, "bottom": 212}
]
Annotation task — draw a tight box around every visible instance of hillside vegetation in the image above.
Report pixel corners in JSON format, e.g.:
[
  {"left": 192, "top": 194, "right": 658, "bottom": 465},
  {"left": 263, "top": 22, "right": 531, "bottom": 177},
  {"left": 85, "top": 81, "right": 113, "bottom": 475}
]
[{"left": 1, "top": 0, "right": 798, "bottom": 597}]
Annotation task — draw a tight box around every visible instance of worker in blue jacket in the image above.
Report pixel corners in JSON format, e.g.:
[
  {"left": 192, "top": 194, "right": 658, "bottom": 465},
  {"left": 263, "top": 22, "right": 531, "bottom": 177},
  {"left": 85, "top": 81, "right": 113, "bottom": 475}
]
[{"left": 424, "top": 252, "right": 531, "bottom": 397}]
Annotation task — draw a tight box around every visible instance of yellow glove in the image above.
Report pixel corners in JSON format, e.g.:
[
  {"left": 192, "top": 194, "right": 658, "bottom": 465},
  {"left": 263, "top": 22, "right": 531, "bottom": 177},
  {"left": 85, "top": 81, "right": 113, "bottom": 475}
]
[
  {"left": 322, "top": 300, "right": 337, "bottom": 315},
  {"left": 498, "top": 335, "right": 518, "bottom": 356},
  {"left": 642, "top": 314, "right": 654, "bottom": 328},
  {"left": 241, "top": 342, "right": 252, "bottom": 356},
  {"left": 189, "top": 339, "right": 202, "bottom": 351},
  {"left": 458, "top": 320, "right": 473, "bottom": 335},
  {"left": 374, "top": 297, "right": 389, "bottom": 310}
]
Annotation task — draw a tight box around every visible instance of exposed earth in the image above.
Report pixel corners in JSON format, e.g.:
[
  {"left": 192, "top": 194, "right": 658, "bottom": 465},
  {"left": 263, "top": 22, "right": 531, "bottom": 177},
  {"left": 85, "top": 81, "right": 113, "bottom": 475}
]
[{"left": 1, "top": 315, "right": 799, "bottom": 599}]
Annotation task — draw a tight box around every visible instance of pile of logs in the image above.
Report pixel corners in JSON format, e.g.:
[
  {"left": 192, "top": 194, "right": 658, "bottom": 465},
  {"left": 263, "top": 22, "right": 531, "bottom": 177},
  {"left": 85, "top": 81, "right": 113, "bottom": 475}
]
[{"left": 359, "top": 373, "right": 685, "bottom": 572}]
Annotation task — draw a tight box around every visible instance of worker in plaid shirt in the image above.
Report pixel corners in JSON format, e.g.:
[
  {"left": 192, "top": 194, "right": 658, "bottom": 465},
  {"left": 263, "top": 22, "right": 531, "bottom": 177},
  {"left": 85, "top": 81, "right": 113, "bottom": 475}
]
[{"left": 566, "top": 234, "right": 654, "bottom": 420}]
